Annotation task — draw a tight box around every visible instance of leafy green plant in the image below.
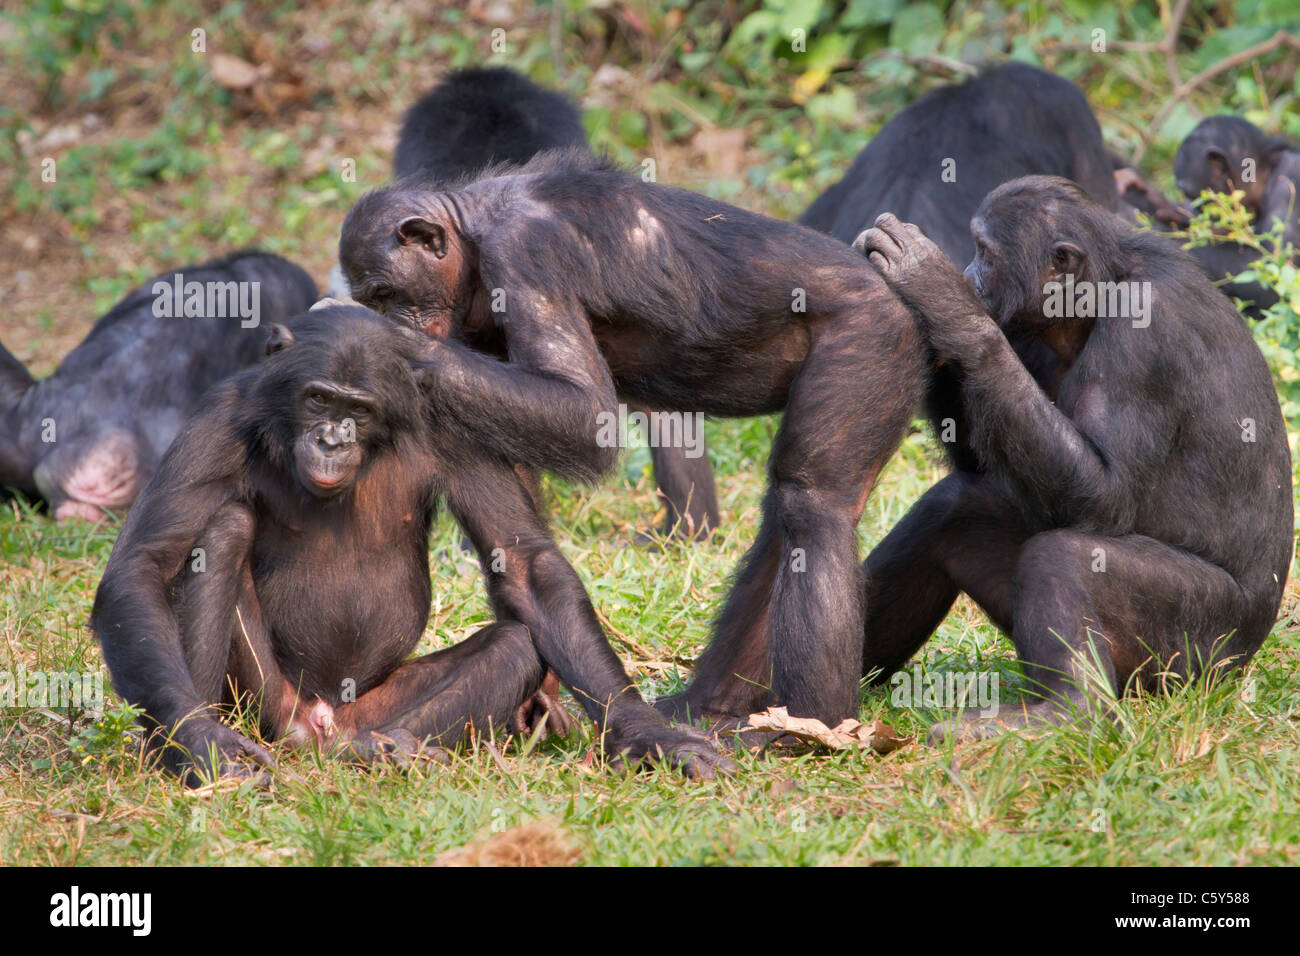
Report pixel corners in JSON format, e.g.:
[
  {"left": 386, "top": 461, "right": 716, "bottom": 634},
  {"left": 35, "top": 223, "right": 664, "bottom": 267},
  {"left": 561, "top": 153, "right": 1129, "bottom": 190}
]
[{"left": 1181, "top": 190, "right": 1300, "bottom": 428}]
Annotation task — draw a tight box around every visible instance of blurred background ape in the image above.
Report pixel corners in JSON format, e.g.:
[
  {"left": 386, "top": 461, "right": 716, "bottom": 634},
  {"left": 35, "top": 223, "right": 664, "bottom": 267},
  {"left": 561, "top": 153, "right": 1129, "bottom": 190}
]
[{"left": 0, "top": 252, "right": 316, "bottom": 521}]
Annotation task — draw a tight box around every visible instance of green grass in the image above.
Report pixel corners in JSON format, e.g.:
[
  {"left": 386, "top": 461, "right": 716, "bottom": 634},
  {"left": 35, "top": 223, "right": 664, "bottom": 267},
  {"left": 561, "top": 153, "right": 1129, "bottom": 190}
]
[
  {"left": 2, "top": 1, "right": 1299, "bottom": 866},
  {"left": 2, "top": 422, "right": 1298, "bottom": 866}
]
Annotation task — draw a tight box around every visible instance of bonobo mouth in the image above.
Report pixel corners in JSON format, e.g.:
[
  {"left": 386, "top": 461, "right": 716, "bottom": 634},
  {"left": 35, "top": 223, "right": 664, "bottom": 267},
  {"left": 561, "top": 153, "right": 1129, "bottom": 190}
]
[{"left": 300, "top": 462, "right": 355, "bottom": 497}]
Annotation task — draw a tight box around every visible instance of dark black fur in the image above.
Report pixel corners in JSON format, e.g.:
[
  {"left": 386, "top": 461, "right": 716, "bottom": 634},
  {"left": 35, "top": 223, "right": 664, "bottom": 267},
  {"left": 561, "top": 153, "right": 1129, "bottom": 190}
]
[
  {"left": 388, "top": 66, "right": 719, "bottom": 540},
  {"left": 91, "top": 307, "right": 585, "bottom": 782},
  {"left": 800, "top": 63, "right": 1117, "bottom": 264},
  {"left": 858, "top": 177, "right": 1291, "bottom": 736},
  {"left": 0, "top": 251, "right": 316, "bottom": 520},
  {"left": 340, "top": 147, "right": 927, "bottom": 738}
]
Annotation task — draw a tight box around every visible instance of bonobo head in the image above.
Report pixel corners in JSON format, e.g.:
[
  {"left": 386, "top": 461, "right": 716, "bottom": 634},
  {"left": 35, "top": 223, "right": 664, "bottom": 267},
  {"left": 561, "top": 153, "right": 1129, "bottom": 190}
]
[
  {"left": 249, "top": 306, "right": 429, "bottom": 499},
  {"left": 1173, "top": 116, "right": 1287, "bottom": 213},
  {"left": 963, "top": 175, "right": 1124, "bottom": 332},
  {"left": 338, "top": 183, "right": 474, "bottom": 339}
]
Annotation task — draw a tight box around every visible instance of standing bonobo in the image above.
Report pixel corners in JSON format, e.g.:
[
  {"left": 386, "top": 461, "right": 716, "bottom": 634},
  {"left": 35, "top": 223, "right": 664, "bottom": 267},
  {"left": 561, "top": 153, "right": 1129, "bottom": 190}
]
[
  {"left": 92, "top": 308, "right": 576, "bottom": 783},
  {"left": 855, "top": 176, "right": 1291, "bottom": 739},
  {"left": 340, "top": 149, "right": 927, "bottom": 730}
]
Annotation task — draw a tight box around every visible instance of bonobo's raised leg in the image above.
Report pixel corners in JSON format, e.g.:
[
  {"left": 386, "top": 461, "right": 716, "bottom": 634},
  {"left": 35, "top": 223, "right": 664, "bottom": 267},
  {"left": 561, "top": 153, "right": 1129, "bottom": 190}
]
[
  {"left": 333, "top": 621, "right": 547, "bottom": 758},
  {"left": 659, "top": 293, "right": 926, "bottom": 725}
]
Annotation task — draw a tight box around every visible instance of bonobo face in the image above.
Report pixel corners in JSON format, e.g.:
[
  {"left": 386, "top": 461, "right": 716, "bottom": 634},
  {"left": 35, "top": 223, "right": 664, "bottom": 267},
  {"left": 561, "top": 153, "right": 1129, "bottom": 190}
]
[
  {"left": 292, "top": 380, "right": 375, "bottom": 497},
  {"left": 963, "top": 217, "right": 1003, "bottom": 317},
  {"left": 965, "top": 181, "right": 1089, "bottom": 333},
  {"left": 1174, "top": 132, "right": 1232, "bottom": 202},
  {"left": 339, "top": 189, "right": 471, "bottom": 339}
]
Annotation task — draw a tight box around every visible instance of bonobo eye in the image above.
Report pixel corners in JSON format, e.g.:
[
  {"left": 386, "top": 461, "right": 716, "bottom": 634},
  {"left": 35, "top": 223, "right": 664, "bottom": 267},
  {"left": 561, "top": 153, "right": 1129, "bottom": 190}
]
[
  {"left": 349, "top": 404, "right": 371, "bottom": 423},
  {"left": 307, "top": 392, "right": 329, "bottom": 413}
]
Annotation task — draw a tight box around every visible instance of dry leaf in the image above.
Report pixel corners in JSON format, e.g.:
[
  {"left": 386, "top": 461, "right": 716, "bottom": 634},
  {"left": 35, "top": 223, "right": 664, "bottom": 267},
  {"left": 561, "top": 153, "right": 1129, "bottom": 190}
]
[
  {"left": 210, "top": 53, "right": 262, "bottom": 90},
  {"left": 744, "top": 706, "right": 911, "bottom": 754}
]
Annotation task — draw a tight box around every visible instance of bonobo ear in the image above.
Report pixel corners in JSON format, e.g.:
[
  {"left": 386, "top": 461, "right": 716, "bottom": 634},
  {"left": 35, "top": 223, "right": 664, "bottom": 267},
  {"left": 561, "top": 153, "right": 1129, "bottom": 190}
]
[
  {"left": 265, "top": 324, "right": 295, "bottom": 356},
  {"left": 1206, "top": 147, "right": 1230, "bottom": 178},
  {"left": 396, "top": 216, "right": 448, "bottom": 258},
  {"left": 1050, "top": 242, "right": 1084, "bottom": 277}
]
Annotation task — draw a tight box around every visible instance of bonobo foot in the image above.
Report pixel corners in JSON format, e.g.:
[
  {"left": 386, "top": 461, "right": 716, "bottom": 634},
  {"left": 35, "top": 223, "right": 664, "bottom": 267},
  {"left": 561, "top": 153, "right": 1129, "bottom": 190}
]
[
  {"left": 603, "top": 703, "right": 737, "bottom": 779},
  {"left": 338, "top": 728, "right": 452, "bottom": 768},
  {"left": 511, "top": 671, "right": 575, "bottom": 739},
  {"left": 165, "top": 716, "right": 277, "bottom": 787}
]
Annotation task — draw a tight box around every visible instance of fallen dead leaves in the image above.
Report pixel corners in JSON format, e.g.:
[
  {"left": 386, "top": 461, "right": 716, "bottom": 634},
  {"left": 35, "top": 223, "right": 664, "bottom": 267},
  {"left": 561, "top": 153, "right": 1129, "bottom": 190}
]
[{"left": 743, "top": 706, "right": 912, "bottom": 755}]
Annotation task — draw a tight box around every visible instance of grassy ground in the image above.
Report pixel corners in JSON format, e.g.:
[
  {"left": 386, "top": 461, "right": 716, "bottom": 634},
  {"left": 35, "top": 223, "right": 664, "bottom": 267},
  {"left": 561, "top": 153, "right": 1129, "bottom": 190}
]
[{"left": 2, "top": 1, "right": 1299, "bottom": 866}]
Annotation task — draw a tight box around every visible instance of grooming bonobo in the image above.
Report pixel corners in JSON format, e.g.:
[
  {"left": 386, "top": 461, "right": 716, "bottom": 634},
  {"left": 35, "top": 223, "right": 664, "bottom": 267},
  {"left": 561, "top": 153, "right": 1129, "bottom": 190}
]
[
  {"left": 339, "top": 149, "right": 927, "bottom": 734},
  {"left": 855, "top": 176, "right": 1291, "bottom": 739},
  {"left": 92, "top": 308, "right": 575, "bottom": 783}
]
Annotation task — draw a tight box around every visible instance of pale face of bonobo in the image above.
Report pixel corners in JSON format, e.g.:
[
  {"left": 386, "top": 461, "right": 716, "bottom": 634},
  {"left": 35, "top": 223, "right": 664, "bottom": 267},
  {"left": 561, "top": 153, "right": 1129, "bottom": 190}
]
[{"left": 292, "top": 379, "right": 374, "bottom": 497}]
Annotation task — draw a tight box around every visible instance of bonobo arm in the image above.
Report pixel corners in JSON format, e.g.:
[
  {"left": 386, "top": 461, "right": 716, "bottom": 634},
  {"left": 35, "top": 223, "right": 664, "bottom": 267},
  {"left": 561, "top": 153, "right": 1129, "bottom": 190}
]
[
  {"left": 442, "top": 455, "right": 734, "bottom": 778},
  {"left": 859, "top": 214, "right": 1171, "bottom": 530},
  {"left": 91, "top": 386, "right": 272, "bottom": 774},
  {"left": 415, "top": 264, "right": 619, "bottom": 482}
]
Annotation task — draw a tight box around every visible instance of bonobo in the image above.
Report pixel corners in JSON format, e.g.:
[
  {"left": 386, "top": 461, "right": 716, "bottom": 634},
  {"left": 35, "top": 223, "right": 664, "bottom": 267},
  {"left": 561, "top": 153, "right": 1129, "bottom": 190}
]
[
  {"left": 340, "top": 148, "right": 927, "bottom": 731},
  {"left": 855, "top": 176, "right": 1291, "bottom": 738},
  {"left": 345, "top": 66, "right": 720, "bottom": 541},
  {"left": 801, "top": 63, "right": 1118, "bottom": 261},
  {"left": 1113, "top": 117, "right": 1299, "bottom": 312},
  {"left": 92, "top": 307, "right": 575, "bottom": 783},
  {"left": 0, "top": 251, "right": 316, "bottom": 521}
]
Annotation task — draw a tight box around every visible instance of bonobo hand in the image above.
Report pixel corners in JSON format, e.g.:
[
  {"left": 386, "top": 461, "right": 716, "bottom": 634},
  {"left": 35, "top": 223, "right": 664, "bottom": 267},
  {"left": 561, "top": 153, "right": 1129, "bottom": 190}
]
[
  {"left": 855, "top": 213, "right": 994, "bottom": 363},
  {"left": 603, "top": 702, "right": 737, "bottom": 779},
  {"left": 511, "top": 671, "right": 576, "bottom": 739},
  {"left": 169, "top": 717, "right": 276, "bottom": 787}
]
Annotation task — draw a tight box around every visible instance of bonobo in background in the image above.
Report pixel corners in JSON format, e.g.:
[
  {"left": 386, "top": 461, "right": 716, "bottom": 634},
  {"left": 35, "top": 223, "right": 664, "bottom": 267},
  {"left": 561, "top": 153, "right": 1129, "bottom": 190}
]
[
  {"left": 92, "top": 308, "right": 583, "bottom": 784},
  {"left": 800, "top": 63, "right": 1118, "bottom": 263},
  {"left": 347, "top": 65, "right": 720, "bottom": 541},
  {"left": 0, "top": 251, "right": 317, "bottom": 522},
  {"left": 856, "top": 177, "right": 1291, "bottom": 739},
  {"left": 340, "top": 148, "right": 927, "bottom": 732},
  {"left": 1114, "top": 116, "right": 1299, "bottom": 314}
]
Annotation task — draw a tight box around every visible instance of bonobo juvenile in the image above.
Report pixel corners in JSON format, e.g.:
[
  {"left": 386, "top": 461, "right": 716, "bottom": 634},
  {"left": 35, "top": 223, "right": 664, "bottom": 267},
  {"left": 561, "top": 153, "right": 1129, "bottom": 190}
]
[
  {"left": 340, "top": 148, "right": 927, "bottom": 730},
  {"left": 1115, "top": 116, "right": 1299, "bottom": 312},
  {"left": 92, "top": 308, "right": 586, "bottom": 783},
  {"left": 353, "top": 66, "right": 720, "bottom": 541},
  {"left": 0, "top": 251, "right": 316, "bottom": 521},
  {"left": 856, "top": 176, "right": 1291, "bottom": 739}
]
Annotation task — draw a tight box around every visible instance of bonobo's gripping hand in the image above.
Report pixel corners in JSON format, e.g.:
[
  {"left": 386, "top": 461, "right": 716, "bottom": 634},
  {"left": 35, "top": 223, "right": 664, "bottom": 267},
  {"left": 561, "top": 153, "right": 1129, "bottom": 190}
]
[
  {"left": 602, "top": 700, "right": 737, "bottom": 779},
  {"left": 167, "top": 716, "right": 277, "bottom": 787},
  {"left": 854, "top": 213, "right": 995, "bottom": 363}
]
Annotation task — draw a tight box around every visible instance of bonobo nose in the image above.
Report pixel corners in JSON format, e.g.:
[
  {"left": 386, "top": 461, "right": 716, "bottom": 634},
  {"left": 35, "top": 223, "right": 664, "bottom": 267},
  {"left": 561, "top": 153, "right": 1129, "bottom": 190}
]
[{"left": 314, "top": 424, "right": 342, "bottom": 451}]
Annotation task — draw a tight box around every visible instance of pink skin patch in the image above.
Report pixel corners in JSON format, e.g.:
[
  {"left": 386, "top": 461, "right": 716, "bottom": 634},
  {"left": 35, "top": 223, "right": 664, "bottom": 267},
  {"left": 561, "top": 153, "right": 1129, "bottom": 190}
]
[
  {"left": 282, "top": 698, "right": 337, "bottom": 748},
  {"left": 50, "top": 435, "right": 140, "bottom": 522}
]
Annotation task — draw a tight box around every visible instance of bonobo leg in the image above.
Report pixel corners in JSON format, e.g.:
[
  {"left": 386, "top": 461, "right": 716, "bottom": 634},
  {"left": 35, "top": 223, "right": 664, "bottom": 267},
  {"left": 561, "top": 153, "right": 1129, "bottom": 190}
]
[
  {"left": 646, "top": 438, "right": 719, "bottom": 542},
  {"left": 935, "top": 530, "right": 1257, "bottom": 741},
  {"left": 659, "top": 298, "right": 925, "bottom": 724},
  {"left": 332, "top": 621, "right": 547, "bottom": 758},
  {"left": 861, "top": 473, "right": 1027, "bottom": 679}
]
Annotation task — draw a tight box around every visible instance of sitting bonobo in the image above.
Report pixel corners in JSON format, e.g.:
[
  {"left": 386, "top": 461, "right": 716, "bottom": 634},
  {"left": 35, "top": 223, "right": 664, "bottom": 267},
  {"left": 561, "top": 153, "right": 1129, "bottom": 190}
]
[
  {"left": 854, "top": 176, "right": 1291, "bottom": 740},
  {"left": 92, "top": 307, "right": 570, "bottom": 783}
]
